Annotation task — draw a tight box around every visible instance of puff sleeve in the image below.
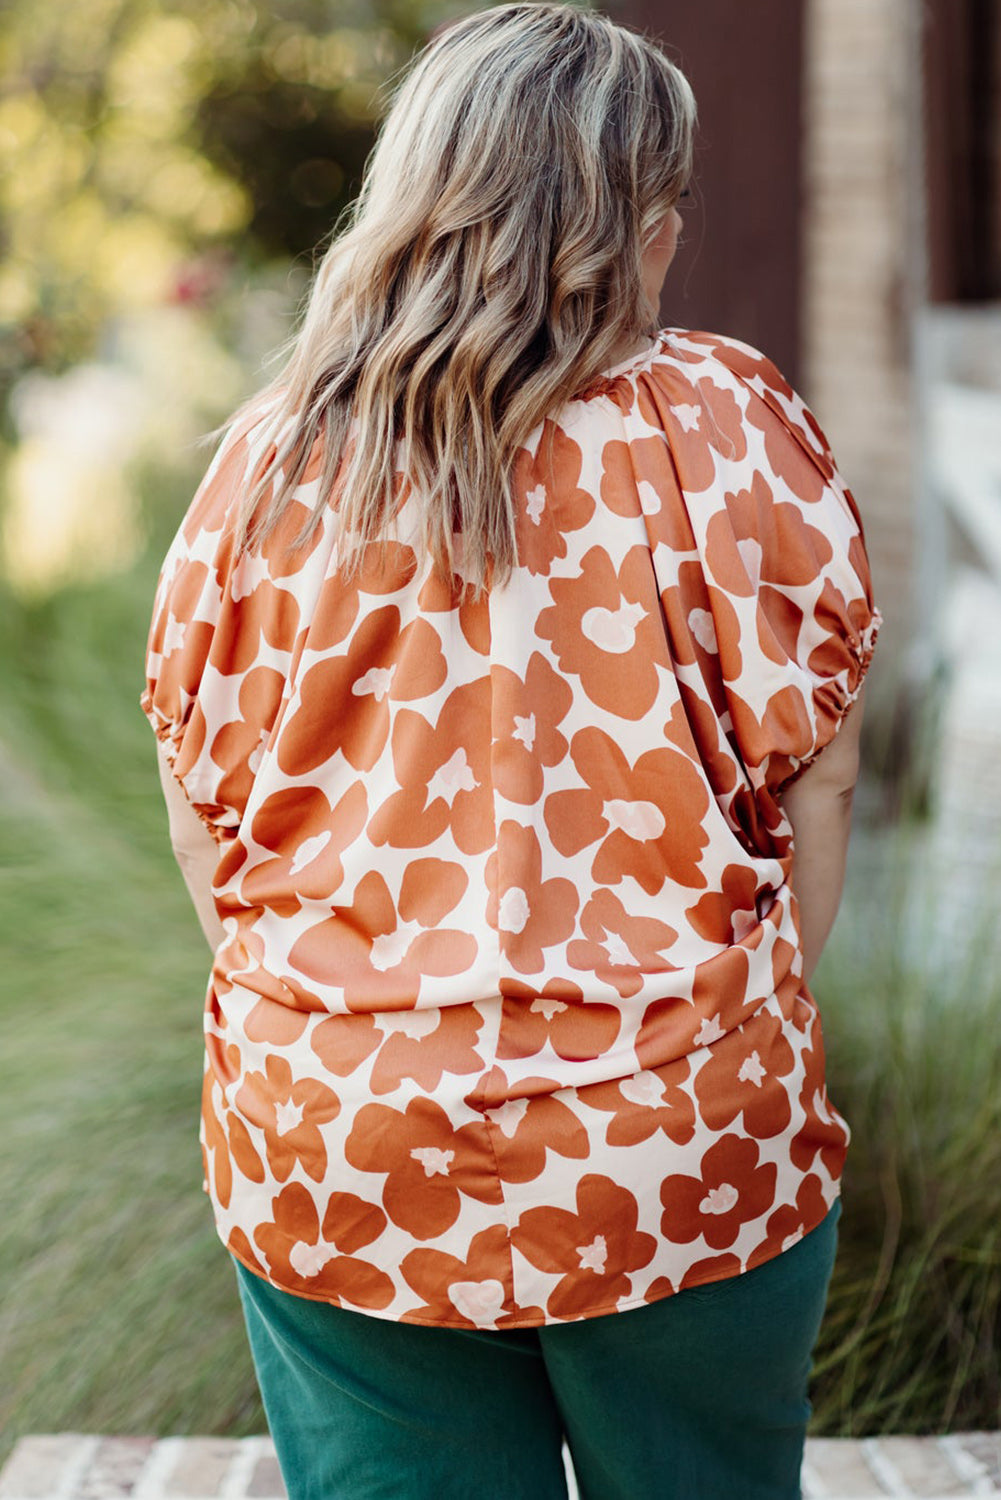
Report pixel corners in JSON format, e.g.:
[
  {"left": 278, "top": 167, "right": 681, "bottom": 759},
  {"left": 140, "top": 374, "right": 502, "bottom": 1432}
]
[
  {"left": 647, "top": 333, "right": 881, "bottom": 796},
  {"left": 712, "top": 342, "right": 880, "bottom": 791},
  {"left": 139, "top": 402, "right": 303, "bottom": 842}
]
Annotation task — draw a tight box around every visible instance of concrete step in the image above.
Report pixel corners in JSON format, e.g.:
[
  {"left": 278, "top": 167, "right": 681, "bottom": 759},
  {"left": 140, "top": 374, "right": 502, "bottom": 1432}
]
[{"left": 1, "top": 1432, "right": 1000, "bottom": 1499}]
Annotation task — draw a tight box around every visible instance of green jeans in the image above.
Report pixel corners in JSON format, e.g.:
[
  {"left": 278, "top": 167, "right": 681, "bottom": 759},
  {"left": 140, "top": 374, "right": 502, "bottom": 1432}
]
[{"left": 234, "top": 1197, "right": 840, "bottom": 1500}]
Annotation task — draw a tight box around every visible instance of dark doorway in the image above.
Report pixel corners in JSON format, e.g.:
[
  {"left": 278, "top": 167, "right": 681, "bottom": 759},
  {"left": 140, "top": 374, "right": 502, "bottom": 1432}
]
[
  {"left": 612, "top": 0, "right": 806, "bottom": 384},
  {"left": 923, "top": 0, "right": 1001, "bottom": 303}
]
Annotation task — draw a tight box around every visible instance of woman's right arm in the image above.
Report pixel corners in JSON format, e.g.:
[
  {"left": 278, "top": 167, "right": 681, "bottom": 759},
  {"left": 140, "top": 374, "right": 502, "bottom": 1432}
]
[{"left": 777, "top": 684, "right": 867, "bottom": 986}]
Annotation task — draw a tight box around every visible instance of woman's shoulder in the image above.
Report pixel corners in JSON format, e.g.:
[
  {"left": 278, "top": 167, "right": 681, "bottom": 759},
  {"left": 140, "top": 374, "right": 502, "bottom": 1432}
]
[{"left": 567, "top": 325, "right": 796, "bottom": 415}]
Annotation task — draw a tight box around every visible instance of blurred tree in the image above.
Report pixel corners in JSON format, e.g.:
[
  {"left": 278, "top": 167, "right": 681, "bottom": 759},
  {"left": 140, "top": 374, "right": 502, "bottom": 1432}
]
[{"left": 0, "top": 0, "right": 477, "bottom": 407}]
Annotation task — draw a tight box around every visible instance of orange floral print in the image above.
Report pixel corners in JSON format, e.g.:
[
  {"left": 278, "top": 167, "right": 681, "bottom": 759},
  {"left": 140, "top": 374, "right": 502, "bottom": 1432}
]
[
  {"left": 209, "top": 665, "right": 286, "bottom": 822},
  {"left": 369, "top": 679, "right": 494, "bottom": 856},
  {"left": 240, "top": 780, "right": 368, "bottom": 915},
  {"left": 401, "top": 1225, "right": 543, "bottom": 1328},
  {"left": 344, "top": 1098, "right": 502, "bottom": 1238},
  {"left": 234, "top": 1054, "right": 341, "bottom": 1183},
  {"left": 512, "top": 1174, "right": 657, "bottom": 1319},
  {"left": 686, "top": 863, "right": 762, "bottom": 946},
  {"left": 545, "top": 726, "right": 710, "bottom": 893},
  {"left": 288, "top": 869, "right": 478, "bottom": 1012},
  {"left": 567, "top": 889, "right": 679, "bottom": 1000},
  {"left": 491, "top": 652, "right": 573, "bottom": 806},
  {"left": 486, "top": 1094, "right": 589, "bottom": 1183},
  {"left": 368, "top": 1006, "right": 485, "bottom": 1095},
  {"left": 636, "top": 367, "right": 748, "bottom": 492},
  {"left": 535, "top": 545, "right": 667, "bottom": 719},
  {"left": 495, "top": 978, "right": 620, "bottom": 1063},
  {"left": 585, "top": 1065, "right": 696, "bottom": 1147},
  {"left": 693, "top": 1007, "right": 796, "bottom": 1138},
  {"left": 142, "top": 324, "right": 879, "bottom": 1326},
  {"left": 512, "top": 418, "right": 595, "bottom": 575},
  {"left": 746, "top": 1172, "right": 829, "bottom": 1271},
  {"left": 485, "top": 822, "right": 578, "bottom": 974},
  {"left": 660, "top": 1134, "right": 777, "bottom": 1250},
  {"left": 252, "top": 1181, "right": 394, "bottom": 1305}
]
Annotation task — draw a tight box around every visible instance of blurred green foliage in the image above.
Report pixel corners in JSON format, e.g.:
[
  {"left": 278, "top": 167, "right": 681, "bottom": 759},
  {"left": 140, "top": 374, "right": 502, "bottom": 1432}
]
[{"left": 0, "top": 0, "right": 465, "bottom": 404}]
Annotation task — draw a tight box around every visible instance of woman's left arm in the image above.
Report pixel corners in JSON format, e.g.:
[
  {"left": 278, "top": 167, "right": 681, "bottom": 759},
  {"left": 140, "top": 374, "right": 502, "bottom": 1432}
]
[{"left": 156, "top": 739, "right": 227, "bottom": 954}]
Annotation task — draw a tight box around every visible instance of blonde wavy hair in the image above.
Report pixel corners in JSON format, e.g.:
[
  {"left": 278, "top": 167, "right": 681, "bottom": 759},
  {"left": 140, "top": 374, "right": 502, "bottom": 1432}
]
[{"left": 229, "top": 2, "right": 697, "bottom": 592}]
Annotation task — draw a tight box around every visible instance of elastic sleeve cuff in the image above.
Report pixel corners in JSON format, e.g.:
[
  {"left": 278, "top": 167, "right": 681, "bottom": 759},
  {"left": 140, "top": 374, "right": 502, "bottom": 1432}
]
[{"left": 140, "top": 687, "right": 229, "bottom": 844}]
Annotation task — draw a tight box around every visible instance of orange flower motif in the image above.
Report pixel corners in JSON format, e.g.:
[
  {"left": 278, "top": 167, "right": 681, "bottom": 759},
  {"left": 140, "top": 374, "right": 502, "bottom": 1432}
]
[
  {"left": 304, "top": 575, "right": 360, "bottom": 651},
  {"left": 567, "top": 889, "right": 679, "bottom": 1000},
  {"left": 239, "top": 780, "right": 368, "bottom": 917},
  {"left": 664, "top": 686, "right": 738, "bottom": 799},
  {"left": 485, "top": 1094, "right": 589, "bottom": 1183},
  {"left": 704, "top": 472, "right": 835, "bottom": 599},
  {"left": 686, "top": 863, "right": 762, "bottom": 946},
  {"left": 417, "top": 571, "right": 490, "bottom": 656},
  {"left": 288, "top": 869, "right": 477, "bottom": 1013},
  {"left": 599, "top": 435, "right": 698, "bottom": 554},
  {"left": 789, "top": 1024, "right": 849, "bottom": 1180},
  {"left": 511, "top": 418, "right": 596, "bottom": 575},
  {"left": 234, "top": 1053, "right": 341, "bottom": 1183},
  {"left": 201, "top": 1068, "right": 265, "bottom": 1211},
  {"left": 660, "top": 562, "right": 744, "bottom": 682},
  {"left": 675, "top": 1251, "right": 742, "bottom": 1293},
  {"left": 253, "top": 1181, "right": 394, "bottom": 1305},
  {"left": 745, "top": 1173, "right": 829, "bottom": 1272},
  {"left": 368, "top": 1005, "right": 485, "bottom": 1095},
  {"left": 310, "top": 1012, "right": 383, "bottom": 1075},
  {"left": 585, "top": 1064, "right": 696, "bottom": 1147},
  {"left": 545, "top": 726, "right": 710, "bottom": 894},
  {"left": 485, "top": 822, "right": 578, "bottom": 975},
  {"left": 728, "top": 682, "right": 814, "bottom": 782},
  {"left": 746, "top": 394, "right": 829, "bottom": 504},
  {"left": 692, "top": 1007, "right": 796, "bottom": 1139},
  {"left": 807, "top": 578, "right": 872, "bottom": 679},
  {"left": 344, "top": 1098, "right": 502, "bottom": 1239},
  {"left": 257, "top": 495, "right": 331, "bottom": 583},
  {"left": 635, "top": 948, "right": 760, "bottom": 1071},
  {"left": 209, "top": 665, "right": 286, "bottom": 823},
  {"left": 660, "top": 1134, "right": 777, "bottom": 1250},
  {"left": 243, "top": 999, "right": 311, "bottom": 1047},
  {"left": 351, "top": 540, "right": 419, "bottom": 595},
  {"left": 511, "top": 1174, "right": 657, "bottom": 1319},
  {"left": 636, "top": 367, "right": 748, "bottom": 493},
  {"left": 495, "top": 978, "right": 620, "bottom": 1063},
  {"left": 401, "top": 1225, "right": 542, "bottom": 1328},
  {"left": 680, "top": 332, "right": 794, "bottom": 398},
  {"left": 490, "top": 652, "right": 573, "bottom": 805},
  {"left": 534, "top": 545, "right": 666, "bottom": 719},
  {"left": 369, "top": 678, "right": 494, "bottom": 856},
  {"left": 280, "top": 605, "right": 448, "bottom": 777},
  {"left": 210, "top": 574, "right": 301, "bottom": 677}
]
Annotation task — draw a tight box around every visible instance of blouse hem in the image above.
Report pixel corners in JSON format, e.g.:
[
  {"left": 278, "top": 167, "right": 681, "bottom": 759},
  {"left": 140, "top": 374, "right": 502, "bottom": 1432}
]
[{"left": 222, "top": 1182, "right": 844, "bottom": 1331}]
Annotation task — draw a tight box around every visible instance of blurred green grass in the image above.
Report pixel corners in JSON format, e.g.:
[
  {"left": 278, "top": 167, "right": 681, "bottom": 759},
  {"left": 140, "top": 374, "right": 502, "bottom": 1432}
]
[
  {"left": 0, "top": 528, "right": 998, "bottom": 1459},
  {"left": 0, "top": 528, "right": 265, "bottom": 1462}
]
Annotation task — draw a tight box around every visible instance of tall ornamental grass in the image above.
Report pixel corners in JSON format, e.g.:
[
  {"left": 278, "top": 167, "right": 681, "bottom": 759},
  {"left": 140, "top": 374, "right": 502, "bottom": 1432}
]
[{"left": 811, "top": 820, "right": 1001, "bottom": 1433}]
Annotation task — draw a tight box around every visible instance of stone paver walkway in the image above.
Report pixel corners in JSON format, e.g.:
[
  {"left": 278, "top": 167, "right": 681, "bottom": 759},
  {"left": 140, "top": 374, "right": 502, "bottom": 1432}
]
[{"left": 1, "top": 1432, "right": 999, "bottom": 1499}]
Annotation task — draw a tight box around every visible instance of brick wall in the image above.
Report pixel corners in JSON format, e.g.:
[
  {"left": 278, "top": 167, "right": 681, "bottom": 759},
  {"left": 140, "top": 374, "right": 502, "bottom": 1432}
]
[{"left": 800, "top": 0, "right": 922, "bottom": 691}]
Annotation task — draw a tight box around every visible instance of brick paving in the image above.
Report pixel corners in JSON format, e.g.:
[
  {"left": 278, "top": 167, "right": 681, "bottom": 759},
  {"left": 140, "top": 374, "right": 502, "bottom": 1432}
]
[{"left": 1, "top": 1433, "right": 1000, "bottom": 1499}]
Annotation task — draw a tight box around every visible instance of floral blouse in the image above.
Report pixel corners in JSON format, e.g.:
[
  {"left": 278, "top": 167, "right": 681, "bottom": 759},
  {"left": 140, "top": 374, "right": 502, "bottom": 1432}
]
[{"left": 140, "top": 326, "right": 880, "bottom": 1328}]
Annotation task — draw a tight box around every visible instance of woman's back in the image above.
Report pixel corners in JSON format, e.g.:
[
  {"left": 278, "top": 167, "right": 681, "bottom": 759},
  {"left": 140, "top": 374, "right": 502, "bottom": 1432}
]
[{"left": 142, "top": 321, "right": 878, "bottom": 1325}]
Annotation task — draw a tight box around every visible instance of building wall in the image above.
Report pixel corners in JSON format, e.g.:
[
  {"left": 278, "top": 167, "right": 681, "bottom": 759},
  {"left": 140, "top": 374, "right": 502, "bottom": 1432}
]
[{"left": 800, "top": 0, "right": 923, "bottom": 686}]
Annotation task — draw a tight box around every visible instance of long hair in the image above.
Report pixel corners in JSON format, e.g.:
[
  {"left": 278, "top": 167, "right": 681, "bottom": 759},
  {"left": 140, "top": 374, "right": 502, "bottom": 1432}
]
[{"left": 228, "top": 3, "right": 697, "bottom": 593}]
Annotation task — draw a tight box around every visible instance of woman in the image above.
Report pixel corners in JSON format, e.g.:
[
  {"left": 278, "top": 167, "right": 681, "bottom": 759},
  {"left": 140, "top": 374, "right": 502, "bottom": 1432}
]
[{"left": 141, "top": 6, "right": 881, "bottom": 1497}]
